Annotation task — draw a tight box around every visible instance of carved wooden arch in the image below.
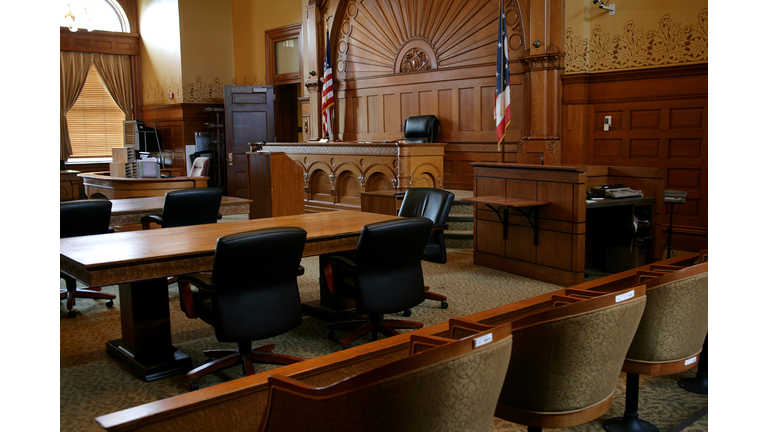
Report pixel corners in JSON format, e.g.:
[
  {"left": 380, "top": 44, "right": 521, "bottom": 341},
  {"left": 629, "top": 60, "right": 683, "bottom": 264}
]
[
  {"left": 361, "top": 162, "right": 398, "bottom": 190},
  {"left": 408, "top": 161, "right": 443, "bottom": 189},
  {"left": 335, "top": 169, "right": 364, "bottom": 202},
  {"left": 325, "top": 0, "right": 530, "bottom": 80}
]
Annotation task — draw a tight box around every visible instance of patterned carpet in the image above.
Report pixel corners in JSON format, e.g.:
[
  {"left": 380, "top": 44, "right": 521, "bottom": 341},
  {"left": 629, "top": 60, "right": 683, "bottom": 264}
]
[{"left": 60, "top": 248, "right": 707, "bottom": 432}]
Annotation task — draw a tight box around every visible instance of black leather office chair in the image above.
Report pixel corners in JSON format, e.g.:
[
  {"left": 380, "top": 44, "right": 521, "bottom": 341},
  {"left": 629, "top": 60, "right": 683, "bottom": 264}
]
[
  {"left": 324, "top": 217, "right": 433, "bottom": 347},
  {"left": 397, "top": 187, "right": 455, "bottom": 311},
  {"left": 403, "top": 114, "right": 440, "bottom": 143},
  {"left": 141, "top": 188, "right": 223, "bottom": 229},
  {"left": 60, "top": 200, "right": 116, "bottom": 318},
  {"left": 177, "top": 227, "right": 308, "bottom": 390}
]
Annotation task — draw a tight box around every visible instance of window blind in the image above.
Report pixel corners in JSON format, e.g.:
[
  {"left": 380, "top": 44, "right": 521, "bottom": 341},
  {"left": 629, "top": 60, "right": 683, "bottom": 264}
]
[{"left": 67, "top": 64, "right": 125, "bottom": 158}]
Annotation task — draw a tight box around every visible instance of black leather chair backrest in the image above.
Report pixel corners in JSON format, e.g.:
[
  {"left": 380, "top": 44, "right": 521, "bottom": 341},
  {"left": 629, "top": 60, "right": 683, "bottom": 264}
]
[
  {"left": 209, "top": 227, "right": 307, "bottom": 342},
  {"left": 161, "top": 188, "right": 223, "bottom": 228},
  {"left": 398, "top": 188, "right": 454, "bottom": 263},
  {"left": 403, "top": 115, "right": 440, "bottom": 143},
  {"left": 352, "top": 217, "right": 432, "bottom": 315},
  {"left": 60, "top": 200, "right": 113, "bottom": 238}
]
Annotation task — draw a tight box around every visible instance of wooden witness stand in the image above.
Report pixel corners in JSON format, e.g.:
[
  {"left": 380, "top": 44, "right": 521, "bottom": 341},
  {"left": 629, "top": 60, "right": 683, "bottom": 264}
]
[{"left": 94, "top": 253, "right": 702, "bottom": 432}]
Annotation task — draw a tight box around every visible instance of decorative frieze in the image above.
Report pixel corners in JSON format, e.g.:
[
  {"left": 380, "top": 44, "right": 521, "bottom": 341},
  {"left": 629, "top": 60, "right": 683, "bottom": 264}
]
[{"left": 564, "top": 8, "right": 708, "bottom": 74}]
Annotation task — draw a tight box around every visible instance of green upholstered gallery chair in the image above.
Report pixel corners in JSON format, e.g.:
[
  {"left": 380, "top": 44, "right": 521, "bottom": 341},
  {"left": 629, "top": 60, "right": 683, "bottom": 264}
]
[
  {"left": 603, "top": 262, "right": 708, "bottom": 432},
  {"left": 489, "top": 286, "right": 648, "bottom": 432},
  {"left": 258, "top": 321, "right": 512, "bottom": 432}
]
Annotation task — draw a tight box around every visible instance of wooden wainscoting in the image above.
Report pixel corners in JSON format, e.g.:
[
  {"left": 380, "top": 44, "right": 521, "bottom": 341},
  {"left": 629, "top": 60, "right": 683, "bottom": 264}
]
[
  {"left": 562, "top": 64, "right": 708, "bottom": 252},
  {"left": 141, "top": 103, "right": 223, "bottom": 174}
]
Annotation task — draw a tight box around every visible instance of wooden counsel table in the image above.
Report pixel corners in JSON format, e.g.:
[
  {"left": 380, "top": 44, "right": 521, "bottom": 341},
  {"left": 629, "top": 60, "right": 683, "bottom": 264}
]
[
  {"left": 60, "top": 211, "right": 401, "bottom": 381},
  {"left": 108, "top": 196, "right": 252, "bottom": 230},
  {"left": 78, "top": 172, "right": 209, "bottom": 199}
]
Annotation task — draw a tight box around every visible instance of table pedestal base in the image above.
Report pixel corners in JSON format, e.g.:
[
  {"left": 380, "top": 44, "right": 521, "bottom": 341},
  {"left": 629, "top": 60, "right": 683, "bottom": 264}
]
[{"left": 106, "top": 339, "right": 192, "bottom": 382}]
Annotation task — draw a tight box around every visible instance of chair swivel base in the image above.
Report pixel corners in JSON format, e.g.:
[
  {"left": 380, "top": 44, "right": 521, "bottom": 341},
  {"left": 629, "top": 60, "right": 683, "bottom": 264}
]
[
  {"left": 678, "top": 372, "right": 707, "bottom": 395},
  {"left": 425, "top": 289, "right": 449, "bottom": 309},
  {"left": 327, "top": 318, "right": 423, "bottom": 347},
  {"left": 603, "top": 414, "right": 659, "bottom": 432},
  {"left": 404, "top": 287, "right": 449, "bottom": 316},
  {"left": 187, "top": 343, "right": 303, "bottom": 390},
  {"left": 60, "top": 288, "right": 115, "bottom": 318}
]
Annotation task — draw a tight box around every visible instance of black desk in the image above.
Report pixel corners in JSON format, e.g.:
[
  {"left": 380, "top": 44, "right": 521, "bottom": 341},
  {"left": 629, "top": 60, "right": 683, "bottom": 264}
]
[{"left": 586, "top": 197, "right": 655, "bottom": 272}]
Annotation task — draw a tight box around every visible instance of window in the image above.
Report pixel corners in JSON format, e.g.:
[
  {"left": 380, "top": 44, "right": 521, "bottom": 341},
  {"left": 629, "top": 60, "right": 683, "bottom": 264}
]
[
  {"left": 61, "top": 0, "right": 130, "bottom": 33},
  {"left": 67, "top": 65, "right": 125, "bottom": 158}
]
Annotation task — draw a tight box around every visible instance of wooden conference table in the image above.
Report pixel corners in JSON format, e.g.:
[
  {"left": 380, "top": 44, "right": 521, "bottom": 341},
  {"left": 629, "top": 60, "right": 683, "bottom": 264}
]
[{"left": 60, "top": 211, "right": 401, "bottom": 381}]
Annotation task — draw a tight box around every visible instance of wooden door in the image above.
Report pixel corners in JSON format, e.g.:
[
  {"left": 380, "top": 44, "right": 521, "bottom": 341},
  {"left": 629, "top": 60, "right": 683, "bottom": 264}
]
[
  {"left": 224, "top": 85, "right": 275, "bottom": 198},
  {"left": 274, "top": 84, "right": 298, "bottom": 142}
]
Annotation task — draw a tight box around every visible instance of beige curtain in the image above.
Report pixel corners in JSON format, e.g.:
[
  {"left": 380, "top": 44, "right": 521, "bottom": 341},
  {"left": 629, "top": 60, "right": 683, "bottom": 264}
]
[
  {"left": 60, "top": 51, "right": 93, "bottom": 161},
  {"left": 92, "top": 54, "right": 133, "bottom": 121}
]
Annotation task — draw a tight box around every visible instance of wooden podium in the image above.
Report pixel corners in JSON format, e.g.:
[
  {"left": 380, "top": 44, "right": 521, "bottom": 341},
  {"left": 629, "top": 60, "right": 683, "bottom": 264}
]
[{"left": 246, "top": 152, "right": 304, "bottom": 219}]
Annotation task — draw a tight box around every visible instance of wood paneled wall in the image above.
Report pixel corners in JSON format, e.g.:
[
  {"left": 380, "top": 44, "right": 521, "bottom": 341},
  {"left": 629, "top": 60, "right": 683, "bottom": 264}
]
[
  {"left": 562, "top": 65, "right": 708, "bottom": 252},
  {"left": 318, "top": 0, "right": 562, "bottom": 190},
  {"left": 141, "top": 104, "right": 223, "bottom": 172}
]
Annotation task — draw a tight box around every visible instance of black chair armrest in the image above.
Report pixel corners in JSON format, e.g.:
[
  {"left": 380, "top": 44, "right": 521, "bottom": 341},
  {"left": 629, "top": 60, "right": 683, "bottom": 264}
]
[
  {"left": 141, "top": 215, "right": 164, "bottom": 230},
  {"left": 322, "top": 255, "right": 357, "bottom": 272},
  {"left": 321, "top": 255, "right": 357, "bottom": 295},
  {"left": 432, "top": 224, "right": 449, "bottom": 231},
  {"left": 178, "top": 273, "right": 215, "bottom": 291},
  {"left": 177, "top": 274, "right": 215, "bottom": 319},
  {"left": 217, "top": 213, "right": 223, "bottom": 220},
  {"left": 297, "top": 265, "right": 305, "bottom": 276}
]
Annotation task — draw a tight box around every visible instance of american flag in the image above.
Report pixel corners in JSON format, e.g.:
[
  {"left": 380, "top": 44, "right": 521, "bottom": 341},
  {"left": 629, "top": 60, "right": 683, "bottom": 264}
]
[
  {"left": 322, "top": 31, "right": 335, "bottom": 140},
  {"left": 495, "top": 3, "right": 511, "bottom": 151}
]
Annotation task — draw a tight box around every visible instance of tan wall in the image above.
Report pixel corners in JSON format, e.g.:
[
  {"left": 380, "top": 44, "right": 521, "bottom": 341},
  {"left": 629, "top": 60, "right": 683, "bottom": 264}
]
[
  {"left": 564, "top": 0, "right": 708, "bottom": 74},
  {"left": 179, "top": 0, "right": 235, "bottom": 103},
  {"left": 139, "top": 0, "right": 183, "bottom": 105},
  {"left": 231, "top": 0, "right": 304, "bottom": 87}
]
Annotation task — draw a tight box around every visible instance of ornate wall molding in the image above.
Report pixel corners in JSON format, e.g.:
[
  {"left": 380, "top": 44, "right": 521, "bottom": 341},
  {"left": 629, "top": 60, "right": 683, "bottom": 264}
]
[
  {"left": 182, "top": 76, "right": 225, "bottom": 103},
  {"left": 266, "top": 145, "right": 399, "bottom": 155},
  {"left": 521, "top": 53, "right": 564, "bottom": 72},
  {"left": 400, "top": 48, "right": 432, "bottom": 73},
  {"left": 143, "top": 76, "right": 227, "bottom": 105},
  {"left": 564, "top": 8, "right": 708, "bottom": 74}
]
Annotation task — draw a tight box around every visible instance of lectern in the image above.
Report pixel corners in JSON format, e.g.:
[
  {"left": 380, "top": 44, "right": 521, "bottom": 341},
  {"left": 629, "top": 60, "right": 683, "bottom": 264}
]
[{"left": 246, "top": 152, "right": 304, "bottom": 219}]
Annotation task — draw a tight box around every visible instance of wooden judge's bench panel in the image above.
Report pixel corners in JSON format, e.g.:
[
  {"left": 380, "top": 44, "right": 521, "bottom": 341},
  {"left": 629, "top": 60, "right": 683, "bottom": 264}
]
[
  {"left": 262, "top": 142, "right": 445, "bottom": 213},
  {"left": 470, "top": 163, "right": 664, "bottom": 286}
]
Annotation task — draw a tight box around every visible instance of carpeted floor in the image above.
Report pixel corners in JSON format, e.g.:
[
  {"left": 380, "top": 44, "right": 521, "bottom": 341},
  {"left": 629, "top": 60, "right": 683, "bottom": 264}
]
[{"left": 60, "top": 248, "right": 707, "bottom": 432}]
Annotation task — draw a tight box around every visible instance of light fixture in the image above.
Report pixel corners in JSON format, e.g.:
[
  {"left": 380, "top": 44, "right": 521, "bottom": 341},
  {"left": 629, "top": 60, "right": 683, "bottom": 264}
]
[
  {"left": 593, "top": 0, "right": 616, "bottom": 15},
  {"left": 63, "top": 3, "right": 94, "bottom": 32}
]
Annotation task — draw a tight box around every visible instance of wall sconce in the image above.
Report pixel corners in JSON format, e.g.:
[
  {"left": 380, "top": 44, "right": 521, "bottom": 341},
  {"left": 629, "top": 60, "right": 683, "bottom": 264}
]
[{"left": 593, "top": 0, "right": 615, "bottom": 15}]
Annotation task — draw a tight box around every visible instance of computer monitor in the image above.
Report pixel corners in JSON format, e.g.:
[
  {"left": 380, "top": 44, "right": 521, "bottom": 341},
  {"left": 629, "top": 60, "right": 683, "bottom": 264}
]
[{"left": 136, "top": 121, "right": 162, "bottom": 153}]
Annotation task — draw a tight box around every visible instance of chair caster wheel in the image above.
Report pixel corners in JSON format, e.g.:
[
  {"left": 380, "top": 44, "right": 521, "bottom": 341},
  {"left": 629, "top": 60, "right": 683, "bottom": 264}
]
[
  {"left": 327, "top": 331, "right": 336, "bottom": 341},
  {"left": 440, "top": 301, "right": 448, "bottom": 309},
  {"left": 402, "top": 309, "right": 412, "bottom": 317},
  {"left": 106, "top": 300, "right": 114, "bottom": 308},
  {"left": 189, "top": 380, "right": 199, "bottom": 391},
  {"left": 67, "top": 310, "right": 77, "bottom": 318}
]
